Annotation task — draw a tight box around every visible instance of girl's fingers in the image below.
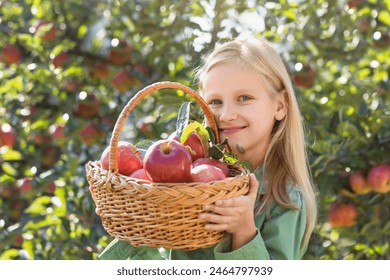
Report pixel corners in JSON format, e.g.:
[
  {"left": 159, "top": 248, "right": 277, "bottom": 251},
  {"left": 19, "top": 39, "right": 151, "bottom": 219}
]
[
  {"left": 204, "top": 223, "right": 228, "bottom": 231},
  {"left": 248, "top": 173, "right": 259, "bottom": 199},
  {"left": 209, "top": 173, "right": 259, "bottom": 208},
  {"left": 201, "top": 204, "right": 238, "bottom": 216}
]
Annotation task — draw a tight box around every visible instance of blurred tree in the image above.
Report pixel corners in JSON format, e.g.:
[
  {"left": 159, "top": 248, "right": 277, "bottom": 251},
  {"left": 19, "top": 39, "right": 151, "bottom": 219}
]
[{"left": 0, "top": 0, "right": 389, "bottom": 259}]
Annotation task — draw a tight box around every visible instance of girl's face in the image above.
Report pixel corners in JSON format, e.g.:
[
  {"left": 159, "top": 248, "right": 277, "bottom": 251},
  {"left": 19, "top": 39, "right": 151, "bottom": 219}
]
[{"left": 201, "top": 62, "right": 286, "bottom": 169}]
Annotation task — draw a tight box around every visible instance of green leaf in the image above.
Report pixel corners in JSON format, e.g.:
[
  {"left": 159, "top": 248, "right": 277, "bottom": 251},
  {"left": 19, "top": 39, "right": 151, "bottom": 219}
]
[
  {"left": 238, "top": 160, "right": 253, "bottom": 171},
  {"left": 25, "top": 196, "right": 52, "bottom": 214},
  {"left": 208, "top": 145, "right": 224, "bottom": 159},
  {"left": 1, "top": 149, "right": 22, "bottom": 161},
  {"left": 378, "top": 10, "right": 390, "bottom": 26},
  {"left": 180, "top": 121, "right": 210, "bottom": 144},
  {"left": 136, "top": 139, "right": 154, "bottom": 150},
  {"left": 0, "top": 249, "right": 19, "bottom": 260},
  {"left": 206, "top": 126, "right": 217, "bottom": 144}
]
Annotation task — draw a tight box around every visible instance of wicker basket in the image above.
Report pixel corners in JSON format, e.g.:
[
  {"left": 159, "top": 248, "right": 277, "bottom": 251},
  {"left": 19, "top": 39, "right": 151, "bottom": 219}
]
[{"left": 85, "top": 81, "right": 250, "bottom": 251}]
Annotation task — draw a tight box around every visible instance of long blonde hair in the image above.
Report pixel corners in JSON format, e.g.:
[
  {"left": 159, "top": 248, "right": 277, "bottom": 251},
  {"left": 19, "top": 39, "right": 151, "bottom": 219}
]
[{"left": 195, "top": 37, "right": 317, "bottom": 246}]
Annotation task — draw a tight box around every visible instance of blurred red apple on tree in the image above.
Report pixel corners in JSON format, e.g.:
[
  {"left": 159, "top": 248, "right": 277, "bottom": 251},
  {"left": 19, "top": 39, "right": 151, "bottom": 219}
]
[
  {"left": 112, "top": 69, "right": 141, "bottom": 92},
  {"left": 60, "top": 78, "right": 81, "bottom": 93},
  {"left": 50, "top": 124, "right": 65, "bottom": 141},
  {"left": 20, "top": 178, "right": 33, "bottom": 193},
  {"left": 367, "top": 164, "right": 390, "bottom": 193},
  {"left": 348, "top": 171, "right": 371, "bottom": 195},
  {"left": 328, "top": 202, "right": 358, "bottom": 228},
  {"left": 80, "top": 123, "right": 105, "bottom": 145},
  {"left": 0, "top": 123, "right": 16, "bottom": 147},
  {"left": 347, "top": 0, "right": 363, "bottom": 9},
  {"left": 41, "top": 145, "right": 61, "bottom": 169},
  {"left": 0, "top": 43, "right": 22, "bottom": 64},
  {"left": 34, "top": 20, "right": 58, "bottom": 42},
  {"left": 109, "top": 40, "right": 132, "bottom": 64},
  {"left": 100, "top": 141, "right": 143, "bottom": 176},
  {"left": 293, "top": 63, "right": 316, "bottom": 89},
  {"left": 144, "top": 139, "right": 192, "bottom": 183},
  {"left": 190, "top": 164, "right": 226, "bottom": 182},
  {"left": 373, "top": 31, "right": 390, "bottom": 49},
  {"left": 52, "top": 52, "right": 70, "bottom": 68},
  {"left": 74, "top": 92, "right": 100, "bottom": 119},
  {"left": 90, "top": 63, "right": 110, "bottom": 80}
]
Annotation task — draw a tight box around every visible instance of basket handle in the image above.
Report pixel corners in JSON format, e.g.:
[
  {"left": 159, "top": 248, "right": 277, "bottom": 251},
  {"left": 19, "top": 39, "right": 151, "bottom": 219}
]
[{"left": 109, "top": 81, "right": 220, "bottom": 173}]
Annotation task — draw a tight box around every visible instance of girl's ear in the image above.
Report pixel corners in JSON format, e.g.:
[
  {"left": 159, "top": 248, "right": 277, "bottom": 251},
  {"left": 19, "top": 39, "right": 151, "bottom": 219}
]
[{"left": 275, "top": 90, "right": 288, "bottom": 121}]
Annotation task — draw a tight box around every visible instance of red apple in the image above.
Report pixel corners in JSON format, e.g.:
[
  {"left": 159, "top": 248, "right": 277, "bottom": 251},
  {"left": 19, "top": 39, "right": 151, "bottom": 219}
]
[
  {"left": 15, "top": 235, "right": 24, "bottom": 246},
  {"left": 130, "top": 168, "right": 152, "bottom": 181},
  {"left": 190, "top": 164, "right": 226, "bottom": 183},
  {"left": 0, "top": 123, "right": 16, "bottom": 147},
  {"left": 50, "top": 124, "right": 65, "bottom": 140},
  {"left": 373, "top": 32, "right": 390, "bottom": 49},
  {"left": 112, "top": 69, "right": 141, "bottom": 92},
  {"left": 183, "top": 132, "right": 207, "bottom": 161},
  {"left": 109, "top": 40, "right": 132, "bottom": 64},
  {"left": 47, "top": 182, "right": 56, "bottom": 193},
  {"left": 60, "top": 78, "right": 80, "bottom": 92},
  {"left": 41, "top": 145, "right": 61, "bottom": 169},
  {"left": 143, "top": 139, "right": 192, "bottom": 183},
  {"left": 0, "top": 43, "right": 22, "bottom": 64},
  {"left": 349, "top": 171, "right": 371, "bottom": 195},
  {"left": 74, "top": 92, "right": 100, "bottom": 119},
  {"left": 169, "top": 131, "right": 209, "bottom": 162},
  {"left": 100, "top": 141, "right": 143, "bottom": 176},
  {"left": 192, "top": 158, "right": 229, "bottom": 177},
  {"left": 20, "top": 178, "right": 33, "bottom": 193},
  {"left": 328, "top": 202, "right": 358, "bottom": 228},
  {"left": 367, "top": 164, "right": 390, "bottom": 193},
  {"left": 10, "top": 199, "right": 24, "bottom": 222},
  {"left": 134, "top": 64, "right": 150, "bottom": 77},
  {"left": 52, "top": 52, "right": 70, "bottom": 68},
  {"left": 34, "top": 20, "right": 58, "bottom": 42},
  {"left": 347, "top": 0, "right": 362, "bottom": 9},
  {"left": 90, "top": 63, "right": 110, "bottom": 80},
  {"left": 80, "top": 123, "right": 105, "bottom": 145},
  {"left": 293, "top": 64, "right": 316, "bottom": 89}
]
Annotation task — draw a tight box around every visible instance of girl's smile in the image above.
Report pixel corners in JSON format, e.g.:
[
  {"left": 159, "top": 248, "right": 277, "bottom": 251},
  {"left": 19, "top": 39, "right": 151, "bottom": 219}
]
[{"left": 219, "top": 125, "right": 248, "bottom": 135}]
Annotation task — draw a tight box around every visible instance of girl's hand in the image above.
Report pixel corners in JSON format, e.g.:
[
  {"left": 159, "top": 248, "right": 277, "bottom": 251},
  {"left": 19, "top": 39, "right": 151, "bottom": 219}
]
[
  {"left": 199, "top": 173, "right": 259, "bottom": 250},
  {"left": 88, "top": 185, "right": 102, "bottom": 216}
]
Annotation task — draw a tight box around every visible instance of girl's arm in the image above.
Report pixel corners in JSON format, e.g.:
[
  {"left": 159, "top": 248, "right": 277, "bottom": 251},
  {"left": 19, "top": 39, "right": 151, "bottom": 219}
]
[{"left": 213, "top": 188, "right": 307, "bottom": 260}]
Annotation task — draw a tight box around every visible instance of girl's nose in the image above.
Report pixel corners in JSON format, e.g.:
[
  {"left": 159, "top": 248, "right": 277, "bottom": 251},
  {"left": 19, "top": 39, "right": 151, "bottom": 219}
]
[{"left": 219, "top": 105, "right": 238, "bottom": 122}]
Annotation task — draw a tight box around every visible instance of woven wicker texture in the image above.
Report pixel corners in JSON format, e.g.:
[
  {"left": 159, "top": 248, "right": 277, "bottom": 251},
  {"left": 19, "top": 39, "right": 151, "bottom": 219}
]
[{"left": 85, "top": 81, "right": 250, "bottom": 250}]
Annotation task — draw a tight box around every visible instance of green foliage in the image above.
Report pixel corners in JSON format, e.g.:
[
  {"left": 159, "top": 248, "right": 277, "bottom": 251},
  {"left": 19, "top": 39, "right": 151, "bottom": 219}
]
[{"left": 1, "top": 0, "right": 389, "bottom": 259}]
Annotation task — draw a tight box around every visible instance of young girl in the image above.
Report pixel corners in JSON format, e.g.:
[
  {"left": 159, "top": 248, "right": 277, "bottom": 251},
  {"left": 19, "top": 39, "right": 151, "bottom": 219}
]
[{"left": 94, "top": 36, "right": 317, "bottom": 260}]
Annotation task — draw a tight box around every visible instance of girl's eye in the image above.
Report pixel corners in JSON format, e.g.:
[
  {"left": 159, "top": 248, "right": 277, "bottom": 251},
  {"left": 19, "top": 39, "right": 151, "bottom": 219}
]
[
  {"left": 208, "top": 99, "right": 222, "bottom": 105},
  {"left": 238, "top": 95, "right": 252, "bottom": 102}
]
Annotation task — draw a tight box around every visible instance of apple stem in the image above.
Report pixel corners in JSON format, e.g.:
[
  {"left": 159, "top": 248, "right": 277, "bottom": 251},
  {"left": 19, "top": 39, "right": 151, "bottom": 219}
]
[{"left": 161, "top": 141, "right": 172, "bottom": 154}]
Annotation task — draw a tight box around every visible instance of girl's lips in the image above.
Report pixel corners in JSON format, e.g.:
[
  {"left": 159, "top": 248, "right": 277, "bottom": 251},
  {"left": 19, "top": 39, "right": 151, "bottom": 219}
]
[{"left": 219, "top": 126, "right": 247, "bottom": 135}]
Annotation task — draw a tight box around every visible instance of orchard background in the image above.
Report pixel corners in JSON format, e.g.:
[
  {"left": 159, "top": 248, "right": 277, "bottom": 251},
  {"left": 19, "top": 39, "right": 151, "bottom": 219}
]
[{"left": 1, "top": 0, "right": 389, "bottom": 260}]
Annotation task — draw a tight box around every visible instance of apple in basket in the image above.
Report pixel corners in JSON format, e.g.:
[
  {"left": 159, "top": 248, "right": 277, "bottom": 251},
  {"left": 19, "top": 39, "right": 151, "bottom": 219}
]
[
  {"left": 190, "top": 164, "right": 227, "bottom": 182},
  {"left": 130, "top": 168, "right": 152, "bottom": 181},
  {"left": 169, "top": 131, "right": 207, "bottom": 162},
  {"left": 100, "top": 141, "right": 143, "bottom": 176},
  {"left": 144, "top": 139, "right": 192, "bottom": 183},
  {"left": 192, "top": 158, "right": 230, "bottom": 177}
]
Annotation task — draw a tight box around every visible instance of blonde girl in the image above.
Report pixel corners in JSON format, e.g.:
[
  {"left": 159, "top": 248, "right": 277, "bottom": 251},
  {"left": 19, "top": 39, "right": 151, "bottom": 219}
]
[{"left": 97, "top": 36, "right": 317, "bottom": 260}]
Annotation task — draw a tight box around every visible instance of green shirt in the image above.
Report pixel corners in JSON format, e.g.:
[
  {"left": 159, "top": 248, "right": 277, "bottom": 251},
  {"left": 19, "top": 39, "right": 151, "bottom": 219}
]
[{"left": 99, "top": 167, "right": 307, "bottom": 260}]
